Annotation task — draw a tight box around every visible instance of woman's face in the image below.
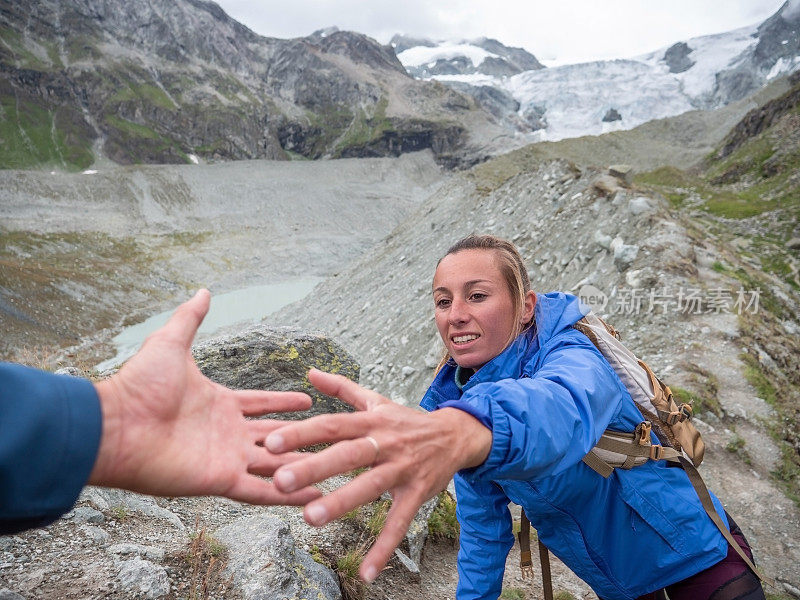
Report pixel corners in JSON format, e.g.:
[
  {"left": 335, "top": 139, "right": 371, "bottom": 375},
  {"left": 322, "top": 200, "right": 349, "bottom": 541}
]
[{"left": 433, "top": 249, "right": 532, "bottom": 370}]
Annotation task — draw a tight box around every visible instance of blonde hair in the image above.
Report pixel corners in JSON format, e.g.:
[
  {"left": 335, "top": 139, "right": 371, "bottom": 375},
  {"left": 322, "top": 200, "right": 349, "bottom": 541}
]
[{"left": 434, "top": 234, "right": 535, "bottom": 372}]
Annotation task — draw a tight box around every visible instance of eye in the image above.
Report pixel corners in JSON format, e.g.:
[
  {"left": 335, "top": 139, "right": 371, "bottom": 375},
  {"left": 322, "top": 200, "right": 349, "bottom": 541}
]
[
  {"left": 435, "top": 297, "right": 451, "bottom": 309},
  {"left": 469, "top": 292, "right": 487, "bottom": 302}
]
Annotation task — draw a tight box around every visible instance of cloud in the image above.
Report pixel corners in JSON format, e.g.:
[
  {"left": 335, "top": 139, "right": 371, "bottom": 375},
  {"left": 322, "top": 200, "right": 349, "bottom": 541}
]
[{"left": 215, "top": 0, "right": 785, "bottom": 64}]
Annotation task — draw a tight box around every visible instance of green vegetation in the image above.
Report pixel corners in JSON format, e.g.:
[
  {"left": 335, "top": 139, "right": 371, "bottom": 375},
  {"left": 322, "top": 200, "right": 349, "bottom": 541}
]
[
  {"left": 428, "top": 492, "right": 459, "bottom": 540},
  {"left": 0, "top": 26, "right": 55, "bottom": 70},
  {"left": 109, "top": 82, "right": 177, "bottom": 111},
  {"left": 672, "top": 371, "right": 722, "bottom": 417},
  {"left": 309, "top": 544, "right": 326, "bottom": 566},
  {"left": 103, "top": 114, "right": 190, "bottom": 164},
  {"left": 336, "top": 547, "right": 365, "bottom": 600},
  {"left": 0, "top": 94, "right": 94, "bottom": 170},
  {"left": 332, "top": 96, "right": 393, "bottom": 157},
  {"left": 110, "top": 506, "right": 129, "bottom": 521},
  {"left": 499, "top": 588, "right": 526, "bottom": 600},
  {"left": 740, "top": 351, "right": 778, "bottom": 406},
  {"left": 365, "top": 499, "right": 391, "bottom": 538},
  {"left": 554, "top": 592, "right": 577, "bottom": 600}
]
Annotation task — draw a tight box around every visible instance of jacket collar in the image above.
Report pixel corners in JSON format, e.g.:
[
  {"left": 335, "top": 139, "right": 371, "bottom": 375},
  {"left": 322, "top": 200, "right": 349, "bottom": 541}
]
[{"left": 419, "top": 327, "right": 539, "bottom": 410}]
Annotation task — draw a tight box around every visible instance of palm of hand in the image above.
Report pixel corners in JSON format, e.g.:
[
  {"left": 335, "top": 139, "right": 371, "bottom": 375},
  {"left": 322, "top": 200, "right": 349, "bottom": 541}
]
[{"left": 89, "top": 290, "right": 319, "bottom": 506}]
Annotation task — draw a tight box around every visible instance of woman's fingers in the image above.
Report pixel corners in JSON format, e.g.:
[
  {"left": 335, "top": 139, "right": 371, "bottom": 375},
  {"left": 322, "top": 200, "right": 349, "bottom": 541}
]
[
  {"left": 361, "top": 493, "right": 425, "bottom": 582},
  {"left": 266, "top": 411, "right": 375, "bottom": 453},
  {"left": 302, "top": 464, "right": 398, "bottom": 526},
  {"left": 272, "top": 437, "right": 382, "bottom": 492},
  {"left": 228, "top": 475, "right": 322, "bottom": 506},
  {"left": 246, "top": 447, "right": 311, "bottom": 476},
  {"left": 307, "top": 369, "right": 387, "bottom": 412}
]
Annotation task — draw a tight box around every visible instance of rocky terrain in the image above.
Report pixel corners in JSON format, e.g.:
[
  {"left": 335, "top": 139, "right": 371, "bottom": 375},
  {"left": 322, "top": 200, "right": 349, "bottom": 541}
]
[{"left": 0, "top": 0, "right": 512, "bottom": 170}]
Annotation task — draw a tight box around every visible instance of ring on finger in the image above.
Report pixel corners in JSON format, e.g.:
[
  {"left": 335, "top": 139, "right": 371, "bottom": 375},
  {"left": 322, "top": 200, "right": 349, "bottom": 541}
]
[{"left": 364, "top": 435, "right": 380, "bottom": 465}]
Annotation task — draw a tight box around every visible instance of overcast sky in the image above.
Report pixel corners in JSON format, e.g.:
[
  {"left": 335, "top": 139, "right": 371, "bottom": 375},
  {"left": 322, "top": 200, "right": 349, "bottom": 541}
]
[{"left": 214, "top": 0, "right": 784, "bottom": 65}]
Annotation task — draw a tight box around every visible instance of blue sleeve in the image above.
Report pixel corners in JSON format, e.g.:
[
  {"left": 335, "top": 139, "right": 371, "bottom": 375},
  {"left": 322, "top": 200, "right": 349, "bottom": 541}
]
[
  {"left": 459, "top": 333, "right": 625, "bottom": 482},
  {"left": 0, "top": 363, "right": 102, "bottom": 533},
  {"left": 454, "top": 475, "right": 514, "bottom": 600}
]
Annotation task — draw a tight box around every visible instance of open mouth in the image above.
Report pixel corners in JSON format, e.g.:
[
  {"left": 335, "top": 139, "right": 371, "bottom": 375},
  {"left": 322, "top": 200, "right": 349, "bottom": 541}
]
[{"left": 452, "top": 333, "right": 480, "bottom": 346}]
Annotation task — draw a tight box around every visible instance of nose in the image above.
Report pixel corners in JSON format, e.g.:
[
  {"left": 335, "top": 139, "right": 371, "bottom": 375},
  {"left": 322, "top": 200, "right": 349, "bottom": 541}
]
[{"left": 448, "top": 297, "right": 469, "bottom": 325}]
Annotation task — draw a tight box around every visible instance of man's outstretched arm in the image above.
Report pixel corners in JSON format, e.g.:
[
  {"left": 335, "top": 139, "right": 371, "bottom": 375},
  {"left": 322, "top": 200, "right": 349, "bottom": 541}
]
[{"left": 1, "top": 289, "right": 320, "bottom": 534}]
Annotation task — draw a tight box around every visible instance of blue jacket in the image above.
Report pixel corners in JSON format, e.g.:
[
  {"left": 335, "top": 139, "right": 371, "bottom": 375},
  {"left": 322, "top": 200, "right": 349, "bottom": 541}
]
[
  {"left": 0, "top": 363, "right": 102, "bottom": 534},
  {"left": 420, "top": 292, "right": 728, "bottom": 600}
]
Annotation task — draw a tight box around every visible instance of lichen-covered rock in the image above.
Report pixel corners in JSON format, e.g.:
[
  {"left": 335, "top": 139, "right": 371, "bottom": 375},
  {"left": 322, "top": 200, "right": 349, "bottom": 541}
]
[
  {"left": 214, "top": 514, "right": 341, "bottom": 600},
  {"left": 192, "top": 326, "right": 360, "bottom": 419}
]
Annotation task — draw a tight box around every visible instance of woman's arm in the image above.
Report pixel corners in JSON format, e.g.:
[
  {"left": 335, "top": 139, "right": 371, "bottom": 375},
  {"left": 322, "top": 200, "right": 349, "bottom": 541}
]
[
  {"left": 266, "top": 368, "right": 492, "bottom": 581},
  {"left": 461, "top": 334, "right": 625, "bottom": 482}
]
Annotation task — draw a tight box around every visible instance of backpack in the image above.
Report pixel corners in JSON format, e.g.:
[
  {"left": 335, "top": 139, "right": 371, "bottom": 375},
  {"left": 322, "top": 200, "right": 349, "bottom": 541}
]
[{"left": 516, "top": 311, "right": 771, "bottom": 600}]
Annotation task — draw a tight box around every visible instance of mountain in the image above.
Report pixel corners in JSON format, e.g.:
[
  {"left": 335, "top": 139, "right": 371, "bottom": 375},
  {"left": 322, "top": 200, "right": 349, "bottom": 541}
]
[
  {"left": 393, "top": 1, "right": 800, "bottom": 141},
  {"left": 0, "top": 0, "right": 508, "bottom": 170}
]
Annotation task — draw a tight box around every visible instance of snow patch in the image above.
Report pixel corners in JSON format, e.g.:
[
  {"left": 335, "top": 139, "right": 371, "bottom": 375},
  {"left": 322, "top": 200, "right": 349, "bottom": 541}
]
[
  {"left": 637, "top": 25, "right": 758, "bottom": 99},
  {"left": 431, "top": 73, "right": 502, "bottom": 86},
  {"left": 81, "top": 169, "right": 98, "bottom": 175},
  {"left": 188, "top": 153, "right": 199, "bottom": 165},
  {"left": 397, "top": 43, "right": 497, "bottom": 69},
  {"left": 767, "top": 55, "right": 800, "bottom": 80}
]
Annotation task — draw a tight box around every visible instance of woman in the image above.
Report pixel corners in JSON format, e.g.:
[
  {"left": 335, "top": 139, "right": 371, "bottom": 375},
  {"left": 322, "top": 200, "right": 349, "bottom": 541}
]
[{"left": 266, "top": 234, "right": 766, "bottom": 600}]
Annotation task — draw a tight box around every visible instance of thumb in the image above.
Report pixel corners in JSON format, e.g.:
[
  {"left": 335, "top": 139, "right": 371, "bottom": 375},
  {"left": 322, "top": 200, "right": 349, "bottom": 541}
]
[{"left": 161, "top": 289, "right": 211, "bottom": 350}]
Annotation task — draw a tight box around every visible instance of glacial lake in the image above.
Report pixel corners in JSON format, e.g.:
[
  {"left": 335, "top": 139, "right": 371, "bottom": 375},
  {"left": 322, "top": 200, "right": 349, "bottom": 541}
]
[{"left": 96, "top": 277, "right": 322, "bottom": 371}]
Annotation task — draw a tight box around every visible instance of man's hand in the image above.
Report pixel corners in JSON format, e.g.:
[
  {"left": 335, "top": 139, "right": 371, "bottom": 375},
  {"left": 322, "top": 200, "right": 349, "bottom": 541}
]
[
  {"left": 265, "top": 369, "right": 492, "bottom": 582},
  {"left": 89, "top": 289, "right": 320, "bottom": 506}
]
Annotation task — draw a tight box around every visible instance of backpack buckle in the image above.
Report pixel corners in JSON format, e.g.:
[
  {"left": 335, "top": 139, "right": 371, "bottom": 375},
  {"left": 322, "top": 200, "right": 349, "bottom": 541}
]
[
  {"left": 649, "top": 445, "right": 665, "bottom": 460},
  {"left": 636, "top": 422, "right": 652, "bottom": 446}
]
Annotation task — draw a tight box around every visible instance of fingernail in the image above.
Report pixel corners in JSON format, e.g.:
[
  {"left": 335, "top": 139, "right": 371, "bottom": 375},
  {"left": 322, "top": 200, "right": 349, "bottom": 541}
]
[
  {"left": 306, "top": 504, "right": 328, "bottom": 526},
  {"left": 266, "top": 433, "right": 284, "bottom": 452},
  {"left": 274, "top": 469, "right": 296, "bottom": 492},
  {"left": 363, "top": 565, "right": 378, "bottom": 583}
]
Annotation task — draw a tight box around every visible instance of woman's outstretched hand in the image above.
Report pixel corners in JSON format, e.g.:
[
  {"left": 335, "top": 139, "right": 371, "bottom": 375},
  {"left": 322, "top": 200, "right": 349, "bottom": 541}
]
[
  {"left": 265, "top": 368, "right": 492, "bottom": 582},
  {"left": 89, "top": 289, "right": 321, "bottom": 506}
]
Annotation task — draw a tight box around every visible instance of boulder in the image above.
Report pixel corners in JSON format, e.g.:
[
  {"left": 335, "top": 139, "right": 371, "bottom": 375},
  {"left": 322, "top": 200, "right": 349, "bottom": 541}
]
[
  {"left": 614, "top": 243, "right": 640, "bottom": 271},
  {"left": 663, "top": 42, "right": 695, "bottom": 73},
  {"left": 628, "top": 196, "right": 656, "bottom": 216},
  {"left": 608, "top": 164, "right": 633, "bottom": 183},
  {"left": 592, "top": 174, "right": 623, "bottom": 196},
  {"left": 192, "top": 326, "right": 360, "bottom": 419},
  {"left": 786, "top": 237, "right": 800, "bottom": 250},
  {"left": 215, "top": 514, "right": 341, "bottom": 600},
  {"left": 602, "top": 108, "right": 622, "bottom": 122},
  {"left": 117, "top": 557, "right": 170, "bottom": 599}
]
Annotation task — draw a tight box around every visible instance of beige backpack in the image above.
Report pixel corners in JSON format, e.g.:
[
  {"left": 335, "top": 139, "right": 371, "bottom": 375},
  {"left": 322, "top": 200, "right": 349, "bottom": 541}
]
[{"left": 516, "top": 312, "right": 770, "bottom": 600}]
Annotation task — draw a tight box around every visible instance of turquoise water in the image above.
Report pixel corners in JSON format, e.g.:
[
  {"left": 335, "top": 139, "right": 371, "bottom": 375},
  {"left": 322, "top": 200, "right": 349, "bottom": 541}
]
[{"left": 96, "top": 277, "right": 322, "bottom": 370}]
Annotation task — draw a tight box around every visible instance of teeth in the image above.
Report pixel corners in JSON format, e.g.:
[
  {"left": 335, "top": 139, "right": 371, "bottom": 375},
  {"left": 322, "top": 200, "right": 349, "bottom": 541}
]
[{"left": 453, "top": 334, "right": 479, "bottom": 344}]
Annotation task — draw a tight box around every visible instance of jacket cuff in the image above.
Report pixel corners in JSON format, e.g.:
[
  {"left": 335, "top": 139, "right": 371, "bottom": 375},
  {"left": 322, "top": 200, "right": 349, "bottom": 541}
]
[
  {"left": 0, "top": 364, "right": 102, "bottom": 525},
  {"left": 435, "top": 399, "right": 493, "bottom": 429}
]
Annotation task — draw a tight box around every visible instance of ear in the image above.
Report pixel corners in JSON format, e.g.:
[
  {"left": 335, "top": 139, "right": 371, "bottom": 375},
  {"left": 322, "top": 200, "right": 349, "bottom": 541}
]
[{"left": 520, "top": 290, "right": 536, "bottom": 325}]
